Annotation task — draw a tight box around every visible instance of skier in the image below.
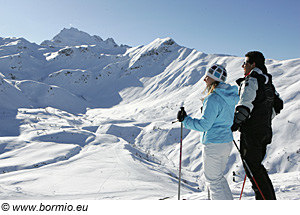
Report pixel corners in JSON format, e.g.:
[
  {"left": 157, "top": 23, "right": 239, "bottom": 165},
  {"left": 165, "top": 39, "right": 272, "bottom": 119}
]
[
  {"left": 177, "top": 64, "right": 239, "bottom": 200},
  {"left": 231, "top": 51, "right": 277, "bottom": 200}
]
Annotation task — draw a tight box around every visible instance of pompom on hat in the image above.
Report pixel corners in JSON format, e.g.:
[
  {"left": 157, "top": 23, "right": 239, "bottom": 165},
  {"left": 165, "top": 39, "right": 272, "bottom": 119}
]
[{"left": 205, "top": 64, "right": 227, "bottom": 82}]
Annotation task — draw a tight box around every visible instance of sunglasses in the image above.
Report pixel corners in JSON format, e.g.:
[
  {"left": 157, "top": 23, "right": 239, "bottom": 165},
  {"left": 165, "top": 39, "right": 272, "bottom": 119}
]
[{"left": 242, "top": 60, "right": 252, "bottom": 66}]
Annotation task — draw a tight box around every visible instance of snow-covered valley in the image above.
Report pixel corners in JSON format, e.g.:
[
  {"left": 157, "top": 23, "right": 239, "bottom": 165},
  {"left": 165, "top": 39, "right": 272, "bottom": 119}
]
[{"left": 0, "top": 28, "right": 299, "bottom": 200}]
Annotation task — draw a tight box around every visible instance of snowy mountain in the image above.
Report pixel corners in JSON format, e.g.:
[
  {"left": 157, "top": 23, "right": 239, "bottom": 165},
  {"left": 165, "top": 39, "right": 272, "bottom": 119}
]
[
  {"left": 0, "top": 28, "right": 299, "bottom": 200},
  {"left": 41, "top": 27, "right": 130, "bottom": 51}
]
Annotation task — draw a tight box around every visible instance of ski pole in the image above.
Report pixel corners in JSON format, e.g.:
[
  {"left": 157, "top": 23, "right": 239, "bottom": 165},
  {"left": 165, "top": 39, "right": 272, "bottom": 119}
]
[
  {"left": 239, "top": 175, "right": 247, "bottom": 200},
  {"left": 232, "top": 139, "right": 266, "bottom": 200},
  {"left": 178, "top": 107, "right": 184, "bottom": 200}
]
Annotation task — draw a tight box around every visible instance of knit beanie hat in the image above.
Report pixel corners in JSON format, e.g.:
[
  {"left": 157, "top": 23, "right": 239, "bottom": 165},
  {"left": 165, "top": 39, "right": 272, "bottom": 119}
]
[{"left": 205, "top": 64, "right": 227, "bottom": 82}]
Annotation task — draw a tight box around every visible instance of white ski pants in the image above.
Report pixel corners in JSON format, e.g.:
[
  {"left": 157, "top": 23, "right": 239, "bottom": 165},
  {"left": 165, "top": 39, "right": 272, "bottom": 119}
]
[{"left": 203, "top": 141, "right": 233, "bottom": 200}]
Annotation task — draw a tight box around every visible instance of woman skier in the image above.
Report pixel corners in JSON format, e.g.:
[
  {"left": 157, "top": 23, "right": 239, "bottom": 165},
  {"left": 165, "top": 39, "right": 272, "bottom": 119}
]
[{"left": 177, "top": 64, "right": 239, "bottom": 200}]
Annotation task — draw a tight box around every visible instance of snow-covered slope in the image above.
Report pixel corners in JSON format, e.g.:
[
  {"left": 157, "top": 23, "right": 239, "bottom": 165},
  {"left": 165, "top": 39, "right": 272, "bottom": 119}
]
[{"left": 0, "top": 28, "right": 299, "bottom": 200}]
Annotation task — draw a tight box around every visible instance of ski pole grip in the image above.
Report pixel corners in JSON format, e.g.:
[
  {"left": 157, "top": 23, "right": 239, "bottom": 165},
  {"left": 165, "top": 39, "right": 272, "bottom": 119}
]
[{"left": 180, "top": 107, "right": 184, "bottom": 111}]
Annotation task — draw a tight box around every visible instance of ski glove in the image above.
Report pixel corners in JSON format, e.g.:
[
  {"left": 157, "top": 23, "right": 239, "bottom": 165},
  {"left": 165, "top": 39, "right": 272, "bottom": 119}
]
[
  {"left": 231, "top": 122, "right": 240, "bottom": 132},
  {"left": 177, "top": 107, "right": 187, "bottom": 122},
  {"left": 231, "top": 106, "right": 250, "bottom": 132}
]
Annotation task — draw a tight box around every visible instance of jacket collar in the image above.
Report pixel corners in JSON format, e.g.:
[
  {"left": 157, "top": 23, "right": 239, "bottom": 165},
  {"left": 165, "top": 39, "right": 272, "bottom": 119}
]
[{"left": 237, "top": 67, "right": 269, "bottom": 85}]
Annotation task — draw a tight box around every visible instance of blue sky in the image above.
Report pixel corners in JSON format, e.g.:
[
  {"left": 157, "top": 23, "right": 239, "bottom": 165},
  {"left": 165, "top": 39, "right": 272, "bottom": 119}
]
[{"left": 1, "top": 0, "right": 299, "bottom": 60}]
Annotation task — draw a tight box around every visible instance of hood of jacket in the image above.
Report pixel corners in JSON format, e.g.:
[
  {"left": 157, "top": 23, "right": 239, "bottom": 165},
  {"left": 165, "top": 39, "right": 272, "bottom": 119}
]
[{"left": 213, "top": 82, "right": 239, "bottom": 107}]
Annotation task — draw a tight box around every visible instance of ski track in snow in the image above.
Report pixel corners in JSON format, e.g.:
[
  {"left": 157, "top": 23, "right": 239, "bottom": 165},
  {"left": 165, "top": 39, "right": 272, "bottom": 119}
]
[{"left": 0, "top": 28, "right": 299, "bottom": 200}]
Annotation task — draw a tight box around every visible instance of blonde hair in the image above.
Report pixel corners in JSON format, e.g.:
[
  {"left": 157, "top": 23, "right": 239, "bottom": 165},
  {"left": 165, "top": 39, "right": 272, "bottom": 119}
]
[{"left": 203, "top": 81, "right": 219, "bottom": 97}]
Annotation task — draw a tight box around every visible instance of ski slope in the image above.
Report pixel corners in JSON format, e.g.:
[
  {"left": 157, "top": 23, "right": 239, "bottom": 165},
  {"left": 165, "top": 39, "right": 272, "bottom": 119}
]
[{"left": 0, "top": 28, "right": 299, "bottom": 200}]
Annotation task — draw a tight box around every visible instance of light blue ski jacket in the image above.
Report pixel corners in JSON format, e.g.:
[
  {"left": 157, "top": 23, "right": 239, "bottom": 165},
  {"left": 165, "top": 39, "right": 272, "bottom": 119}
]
[{"left": 183, "top": 83, "right": 239, "bottom": 144}]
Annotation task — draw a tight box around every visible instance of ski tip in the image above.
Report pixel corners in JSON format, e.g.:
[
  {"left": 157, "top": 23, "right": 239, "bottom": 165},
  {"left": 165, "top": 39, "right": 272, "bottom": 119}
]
[{"left": 159, "top": 197, "right": 170, "bottom": 200}]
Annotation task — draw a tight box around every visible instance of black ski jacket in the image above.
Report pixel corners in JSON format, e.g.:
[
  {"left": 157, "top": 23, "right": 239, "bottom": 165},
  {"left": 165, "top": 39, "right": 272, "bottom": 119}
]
[{"left": 235, "top": 68, "right": 274, "bottom": 133}]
